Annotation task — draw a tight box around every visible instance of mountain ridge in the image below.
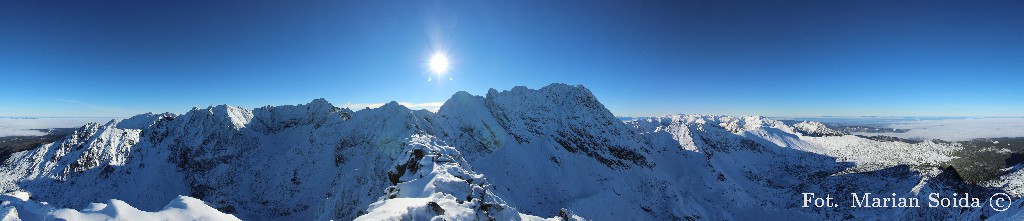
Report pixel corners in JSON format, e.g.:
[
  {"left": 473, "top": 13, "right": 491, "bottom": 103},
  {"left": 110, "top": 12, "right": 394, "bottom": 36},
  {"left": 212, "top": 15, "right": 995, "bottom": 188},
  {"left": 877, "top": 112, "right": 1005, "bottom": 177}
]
[{"left": 2, "top": 83, "right": 1022, "bottom": 220}]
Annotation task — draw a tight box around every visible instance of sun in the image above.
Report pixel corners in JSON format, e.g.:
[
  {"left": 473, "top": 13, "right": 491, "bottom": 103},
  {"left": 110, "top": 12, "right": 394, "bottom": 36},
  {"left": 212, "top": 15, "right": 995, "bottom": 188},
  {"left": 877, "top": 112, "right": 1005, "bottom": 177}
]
[{"left": 429, "top": 52, "right": 450, "bottom": 75}]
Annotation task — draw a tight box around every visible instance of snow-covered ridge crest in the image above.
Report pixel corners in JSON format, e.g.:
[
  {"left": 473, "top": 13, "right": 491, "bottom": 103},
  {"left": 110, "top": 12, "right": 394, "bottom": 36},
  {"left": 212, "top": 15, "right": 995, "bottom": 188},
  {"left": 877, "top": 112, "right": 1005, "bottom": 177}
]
[
  {"left": 249, "top": 98, "right": 352, "bottom": 134},
  {"left": 791, "top": 121, "right": 846, "bottom": 137},
  {"left": 117, "top": 112, "right": 177, "bottom": 130},
  {"left": 626, "top": 114, "right": 803, "bottom": 152},
  {"left": 481, "top": 83, "right": 654, "bottom": 169},
  {"left": 359, "top": 134, "right": 583, "bottom": 220},
  {"left": 628, "top": 114, "right": 796, "bottom": 133},
  {"left": 185, "top": 105, "right": 254, "bottom": 130}
]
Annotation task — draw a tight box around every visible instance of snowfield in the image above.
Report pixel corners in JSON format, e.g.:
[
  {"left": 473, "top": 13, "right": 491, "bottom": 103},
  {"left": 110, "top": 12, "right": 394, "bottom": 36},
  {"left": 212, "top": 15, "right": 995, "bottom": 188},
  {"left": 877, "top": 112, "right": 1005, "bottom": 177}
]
[
  {"left": 0, "top": 83, "right": 1021, "bottom": 220},
  {"left": 355, "top": 134, "right": 583, "bottom": 221},
  {"left": 0, "top": 191, "right": 240, "bottom": 221}
]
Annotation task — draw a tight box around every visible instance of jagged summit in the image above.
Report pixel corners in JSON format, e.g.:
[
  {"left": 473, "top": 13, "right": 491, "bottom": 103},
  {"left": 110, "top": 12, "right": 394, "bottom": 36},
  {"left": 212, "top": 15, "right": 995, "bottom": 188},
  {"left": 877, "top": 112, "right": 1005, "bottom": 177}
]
[
  {"left": 376, "top": 101, "right": 409, "bottom": 111},
  {"left": 445, "top": 91, "right": 479, "bottom": 105},
  {"left": 308, "top": 97, "right": 331, "bottom": 106},
  {"left": 485, "top": 83, "right": 593, "bottom": 99},
  {"left": 117, "top": 112, "right": 176, "bottom": 130},
  {"left": 124, "top": 84, "right": 600, "bottom": 125}
]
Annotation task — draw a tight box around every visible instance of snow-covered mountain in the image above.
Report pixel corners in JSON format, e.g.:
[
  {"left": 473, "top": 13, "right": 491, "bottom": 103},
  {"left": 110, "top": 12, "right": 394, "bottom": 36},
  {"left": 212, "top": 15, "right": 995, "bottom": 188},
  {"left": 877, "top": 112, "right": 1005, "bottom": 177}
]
[
  {"left": 1, "top": 83, "right": 1021, "bottom": 220},
  {"left": 792, "top": 121, "right": 847, "bottom": 137}
]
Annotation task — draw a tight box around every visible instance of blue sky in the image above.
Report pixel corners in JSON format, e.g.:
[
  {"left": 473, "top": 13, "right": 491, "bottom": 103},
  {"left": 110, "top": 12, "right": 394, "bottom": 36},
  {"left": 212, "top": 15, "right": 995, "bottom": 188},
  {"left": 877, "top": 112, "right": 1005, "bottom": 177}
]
[{"left": 1, "top": 0, "right": 1022, "bottom": 117}]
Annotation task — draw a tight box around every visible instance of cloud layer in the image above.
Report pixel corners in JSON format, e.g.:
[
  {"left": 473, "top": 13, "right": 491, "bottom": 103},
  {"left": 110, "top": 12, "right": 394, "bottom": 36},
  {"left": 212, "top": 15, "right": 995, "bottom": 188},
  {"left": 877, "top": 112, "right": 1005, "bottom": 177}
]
[
  {"left": 858, "top": 117, "right": 1024, "bottom": 141},
  {"left": 0, "top": 117, "right": 110, "bottom": 137}
]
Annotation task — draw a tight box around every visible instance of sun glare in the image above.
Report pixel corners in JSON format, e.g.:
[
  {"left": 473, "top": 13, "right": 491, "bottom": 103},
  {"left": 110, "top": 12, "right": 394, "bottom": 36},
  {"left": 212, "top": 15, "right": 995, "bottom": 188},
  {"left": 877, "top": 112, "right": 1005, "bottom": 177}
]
[{"left": 429, "top": 52, "right": 450, "bottom": 75}]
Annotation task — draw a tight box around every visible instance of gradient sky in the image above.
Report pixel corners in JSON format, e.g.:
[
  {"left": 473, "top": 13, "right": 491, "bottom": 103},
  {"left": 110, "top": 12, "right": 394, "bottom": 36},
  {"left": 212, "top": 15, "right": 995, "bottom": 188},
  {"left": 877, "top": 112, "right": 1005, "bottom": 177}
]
[{"left": 1, "top": 0, "right": 1022, "bottom": 118}]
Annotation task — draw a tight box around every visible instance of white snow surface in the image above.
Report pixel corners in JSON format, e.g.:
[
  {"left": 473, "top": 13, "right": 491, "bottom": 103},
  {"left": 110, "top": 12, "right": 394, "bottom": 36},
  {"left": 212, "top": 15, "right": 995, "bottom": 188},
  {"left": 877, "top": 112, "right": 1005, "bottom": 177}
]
[
  {"left": 0, "top": 191, "right": 240, "bottom": 221},
  {"left": 792, "top": 121, "right": 846, "bottom": 136},
  {"left": 355, "top": 134, "right": 582, "bottom": 221},
  {"left": 985, "top": 164, "right": 1024, "bottom": 197}
]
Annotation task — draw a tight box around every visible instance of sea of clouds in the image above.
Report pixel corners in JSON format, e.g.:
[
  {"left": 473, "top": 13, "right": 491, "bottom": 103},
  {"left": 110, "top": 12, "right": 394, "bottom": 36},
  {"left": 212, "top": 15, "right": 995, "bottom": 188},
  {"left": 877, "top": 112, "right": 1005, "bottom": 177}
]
[
  {"left": 857, "top": 117, "right": 1024, "bottom": 141},
  {"left": 0, "top": 117, "right": 112, "bottom": 137}
]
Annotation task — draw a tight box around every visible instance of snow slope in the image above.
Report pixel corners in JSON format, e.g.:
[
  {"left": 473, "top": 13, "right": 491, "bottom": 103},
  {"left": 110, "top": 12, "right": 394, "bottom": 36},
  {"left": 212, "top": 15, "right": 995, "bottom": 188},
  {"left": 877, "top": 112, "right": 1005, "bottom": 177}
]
[
  {"left": 0, "top": 83, "right": 1020, "bottom": 220},
  {"left": 356, "top": 134, "right": 582, "bottom": 221},
  {"left": 984, "top": 164, "right": 1024, "bottom": 197},
  {"left": 0, "top": 191, "right": 240, "bottom": 221}
]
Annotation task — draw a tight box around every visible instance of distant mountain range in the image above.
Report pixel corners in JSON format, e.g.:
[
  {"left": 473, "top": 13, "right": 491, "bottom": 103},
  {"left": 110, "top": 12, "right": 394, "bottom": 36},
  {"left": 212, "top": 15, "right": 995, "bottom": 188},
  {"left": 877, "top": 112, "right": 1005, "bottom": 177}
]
[{"left": 2, "top": 83, "right": 1022, "bottom": 220}]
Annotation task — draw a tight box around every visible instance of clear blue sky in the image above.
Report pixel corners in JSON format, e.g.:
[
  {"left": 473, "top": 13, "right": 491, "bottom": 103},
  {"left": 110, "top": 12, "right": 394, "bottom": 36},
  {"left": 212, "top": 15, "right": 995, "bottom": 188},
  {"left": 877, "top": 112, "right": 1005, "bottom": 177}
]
[{"left": 1, "top": 0, "right": 1022, "bottom": 117}]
